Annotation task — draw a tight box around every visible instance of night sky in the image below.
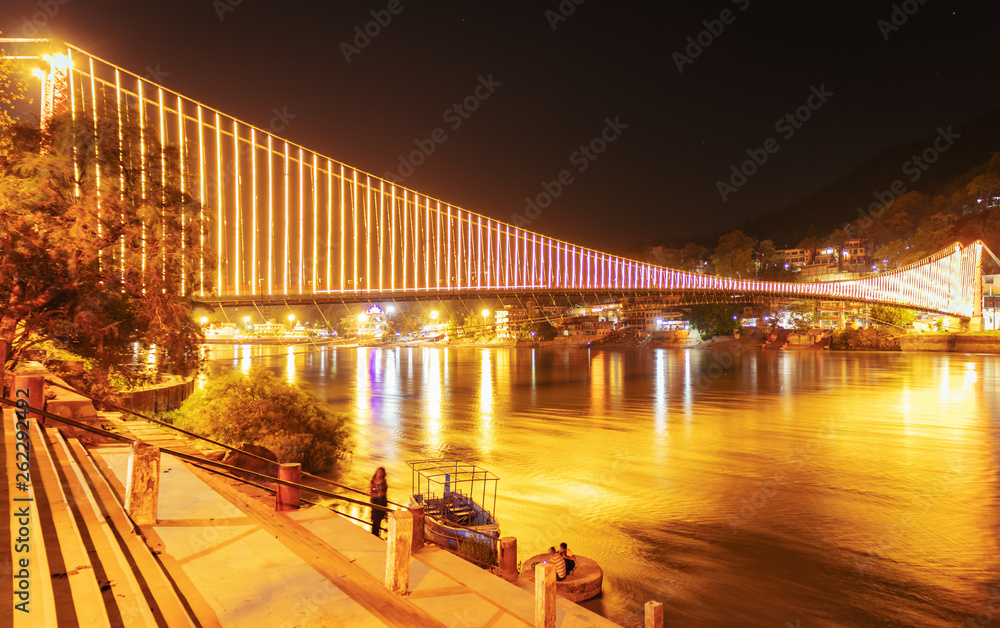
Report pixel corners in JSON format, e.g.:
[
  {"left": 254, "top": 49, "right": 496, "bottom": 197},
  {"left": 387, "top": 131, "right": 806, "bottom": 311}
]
[{"left": 3, "top": 1, "right": 1000, "bottom": 255}]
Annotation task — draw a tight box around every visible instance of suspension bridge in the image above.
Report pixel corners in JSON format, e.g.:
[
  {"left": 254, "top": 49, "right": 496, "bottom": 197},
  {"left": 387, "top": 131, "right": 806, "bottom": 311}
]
[{"left": 2, "top": 39, "right": 987, "bottom": 320}]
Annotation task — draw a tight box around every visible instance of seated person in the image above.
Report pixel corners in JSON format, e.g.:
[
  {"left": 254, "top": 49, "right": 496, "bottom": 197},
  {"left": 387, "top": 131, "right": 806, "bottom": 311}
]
[
  {"left": 548, "top": 546, "right": 567, "bottom": 581},
  {"left": 559, "top": 542, "right": 576, "bottom": 574}
]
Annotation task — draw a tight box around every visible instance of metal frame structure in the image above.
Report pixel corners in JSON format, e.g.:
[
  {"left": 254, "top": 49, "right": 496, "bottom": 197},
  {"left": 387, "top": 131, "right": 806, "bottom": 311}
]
[
  {"left": 408, "top": 459, "right": 499, "bottom": 522},
  {"left": 1, "top": 39, "right": 986, "bottom": 318}
]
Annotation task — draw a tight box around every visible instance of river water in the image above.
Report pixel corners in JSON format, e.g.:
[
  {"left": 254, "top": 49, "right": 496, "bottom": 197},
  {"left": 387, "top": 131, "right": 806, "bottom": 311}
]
[{"left": 206, "top": 344, "right": 1000, "bottom": 627}]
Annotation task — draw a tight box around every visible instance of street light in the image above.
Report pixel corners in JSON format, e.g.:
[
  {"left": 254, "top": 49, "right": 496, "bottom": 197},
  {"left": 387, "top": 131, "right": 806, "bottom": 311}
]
[
  {"left": 430, "top": 310, "right": 439, "bottom": 320},
  {"left": 482, "top": 309, "right": 490, "bottom": 319},
  {"left": 243, "top": 315, "right": 251, "bottom": 332}
]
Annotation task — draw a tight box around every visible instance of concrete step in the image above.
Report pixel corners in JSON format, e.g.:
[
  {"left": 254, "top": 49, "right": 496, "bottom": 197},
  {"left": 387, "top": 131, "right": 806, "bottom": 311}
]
[
  {"left": 45, "top": 429, "right": 162, "bottom": 627},
  {"left": 63, "top": 438, "right": 200, "bottom": 628},
  {"left": 31, "top": 421, "right": 110, "bottom": 627},
  {"left": 3, "top": 403, "right": 58, "bottom": 626}
]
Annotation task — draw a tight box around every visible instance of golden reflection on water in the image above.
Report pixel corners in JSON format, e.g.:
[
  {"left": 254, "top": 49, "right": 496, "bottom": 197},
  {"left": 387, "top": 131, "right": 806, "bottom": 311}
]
[
  {"left": 423, "top": 348, "right": 443, "bottom": 456},
  {"left": 479, "top": 350, "right": 494, "bottom": 455},
  {"left": 201, "top": 345, "right": 1000, "bottom": 627}
]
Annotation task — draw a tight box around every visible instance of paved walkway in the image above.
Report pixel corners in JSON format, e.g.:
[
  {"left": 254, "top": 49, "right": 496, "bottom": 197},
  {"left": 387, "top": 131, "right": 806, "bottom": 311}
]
[{"left": 91, "top": 446, "right": 619, "bottom": 627}]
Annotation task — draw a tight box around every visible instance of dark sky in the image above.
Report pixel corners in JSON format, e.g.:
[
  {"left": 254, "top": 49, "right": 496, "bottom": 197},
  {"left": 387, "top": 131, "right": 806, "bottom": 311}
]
[{"left": 3, "top": 1, "right": 1000, "bottom": 255}]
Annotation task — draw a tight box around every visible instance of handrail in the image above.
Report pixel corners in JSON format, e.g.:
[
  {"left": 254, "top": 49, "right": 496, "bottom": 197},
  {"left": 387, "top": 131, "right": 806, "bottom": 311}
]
[
  {"left": 42, "top": 378, "right": 408, "bottom": 508},
  {"left": 0, "top": 397, "right": 395, "bottom": 513}
]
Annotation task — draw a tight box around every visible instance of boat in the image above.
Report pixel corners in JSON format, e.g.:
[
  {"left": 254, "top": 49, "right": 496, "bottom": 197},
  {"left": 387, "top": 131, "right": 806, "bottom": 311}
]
[{"left": 407, "top": 459, "right": 500, "bottom": 551}]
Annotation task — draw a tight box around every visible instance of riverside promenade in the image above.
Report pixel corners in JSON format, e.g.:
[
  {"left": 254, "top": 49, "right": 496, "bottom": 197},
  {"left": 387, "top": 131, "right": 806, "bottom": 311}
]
[
  {"left": 3, "top": 396, "right": 621, "bottom": 627},
  {"left": 97, "top": 446, "right": 620, "bottom": 627}
]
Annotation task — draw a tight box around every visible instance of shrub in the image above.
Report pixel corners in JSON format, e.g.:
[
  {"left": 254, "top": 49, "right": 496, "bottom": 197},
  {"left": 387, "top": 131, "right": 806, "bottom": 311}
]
[
  {"left": 167, "top": 366, "right": 351, "bottom": 472},
  {"left": 458, "top": 538, "right": 498, "bottom": 569},
  {"left": 830, "top": 327, "right": 901, "bottom": 351}
]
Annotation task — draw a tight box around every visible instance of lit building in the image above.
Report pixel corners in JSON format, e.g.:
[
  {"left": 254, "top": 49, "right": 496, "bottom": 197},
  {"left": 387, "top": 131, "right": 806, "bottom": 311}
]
[
  {"left": 495, "top": 308, "right": 511, "bottom": 339},
  {"left": 776, "top": 247, "right": 813, "bottom": 268},
  {"left": 985, "top": 274, "right": 1000, "bottom": 331},
  {"left": 358, "top": 305, "right": 388, "bottom": 339}
]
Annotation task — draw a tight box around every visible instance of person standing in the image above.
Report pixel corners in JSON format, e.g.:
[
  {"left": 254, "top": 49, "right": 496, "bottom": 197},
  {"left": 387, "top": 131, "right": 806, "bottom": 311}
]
[{"left": 370, "top": 467, "right": 388, "bottom": 537}]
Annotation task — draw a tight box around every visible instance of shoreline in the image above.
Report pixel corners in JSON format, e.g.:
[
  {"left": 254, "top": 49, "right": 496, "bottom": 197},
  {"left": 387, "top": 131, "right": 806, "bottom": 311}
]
[{"left": 202, "top": 331, "right": 1000, "bottom": 354}]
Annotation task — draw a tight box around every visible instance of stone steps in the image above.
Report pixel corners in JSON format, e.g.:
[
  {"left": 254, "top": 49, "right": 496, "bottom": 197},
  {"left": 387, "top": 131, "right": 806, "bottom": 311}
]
[{"left": 1, "top": 408, "right": 200, "bottom": 627}]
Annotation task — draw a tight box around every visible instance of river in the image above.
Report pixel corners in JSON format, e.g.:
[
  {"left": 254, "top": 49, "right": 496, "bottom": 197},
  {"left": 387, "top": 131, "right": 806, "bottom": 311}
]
[{"left": 205, "top": 344, "right": 1000, "bottom": 627}]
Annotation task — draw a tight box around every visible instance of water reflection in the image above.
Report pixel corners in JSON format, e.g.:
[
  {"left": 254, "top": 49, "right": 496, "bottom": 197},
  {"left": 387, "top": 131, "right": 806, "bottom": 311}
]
[
  {"left": 424, "top": 348, "right": 443, "bottom": 456},
  {"left": 201, "top": 345, "right": 1000, "bottom": 628}
]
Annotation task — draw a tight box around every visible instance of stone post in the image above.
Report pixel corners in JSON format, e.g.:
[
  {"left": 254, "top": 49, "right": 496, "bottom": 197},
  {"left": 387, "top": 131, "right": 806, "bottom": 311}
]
[
  {"left": 498, "top": 536, "right": 518, "bottom": 582},
  {"left": 0, "top": 338, "right": 8, "bottom": 398},
  {"left": 407, "top": 503, "right": 425, "bottom": 551},
  {"left": 385, "top": 510, "right": 413, "bottom": 595},
  {"left": 645, "top": 600, "right": 663, "bottom": 628},
  {"left": 11, "top": 373, "right": 45, "bottom": 425},
  {"left": 275, "top": 463, "right": 302, "bottom": 511},
  {"left": 125, "top": 441, "right": 161, "bottom": 525},
  {"left": 535, "top": 562, "right": 556, "bottom": 628}
]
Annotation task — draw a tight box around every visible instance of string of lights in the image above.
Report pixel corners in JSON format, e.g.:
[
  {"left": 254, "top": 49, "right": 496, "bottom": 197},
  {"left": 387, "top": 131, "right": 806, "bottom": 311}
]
[{"left": 18, "top": 40, "right": 984, "bottom": 319}]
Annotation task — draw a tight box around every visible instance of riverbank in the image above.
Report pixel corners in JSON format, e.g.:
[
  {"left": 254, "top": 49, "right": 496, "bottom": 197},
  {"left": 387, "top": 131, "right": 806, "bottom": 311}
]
[{"left": 898, "top": 331, "right": 1000, "bottom": 353}]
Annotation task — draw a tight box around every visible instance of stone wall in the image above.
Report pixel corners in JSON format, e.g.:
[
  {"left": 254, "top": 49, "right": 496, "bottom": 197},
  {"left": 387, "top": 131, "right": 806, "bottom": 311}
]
[
  {"left": 899, "top": 333, "right": 1000, "bottom": 353},
  {"left": 42, "top": 371, "right": 107, "bottom": 444},
  {"left": 118, "top": 378, "right": 196, "bottom": 413}
]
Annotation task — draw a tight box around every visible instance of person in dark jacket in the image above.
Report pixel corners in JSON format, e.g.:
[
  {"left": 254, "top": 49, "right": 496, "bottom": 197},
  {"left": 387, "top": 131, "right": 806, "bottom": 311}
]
[{"left": 370, "top": 467, "right": 388, "bottom": 537}]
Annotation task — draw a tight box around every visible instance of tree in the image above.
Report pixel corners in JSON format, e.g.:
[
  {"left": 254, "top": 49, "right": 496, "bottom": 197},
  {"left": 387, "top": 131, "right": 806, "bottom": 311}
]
[
  {"left": 533, "top": 321, "right": 558, "bottom": 341},
  {"left": 679, "top": 242, "right": 709, "bottom": 271},
  {"left": 755, "top": 239, "right": 795, "bottom": 280},
  {"left": 712, "top": 230, "right": 757, "bottom": 278},
  {"left": 0, "top": 104, "right": 212, "bottom": 391},
  {"left": 870, "top": 305, "right": 915, "bottom": 328},
  {"left": 688, "top": 303, "right": 742, "bottom": 339},
  {"left": 168, "top": 366, "right": 350, "bottom": 473},
  {"left": 965, "top": 174, "right": 1000, "bottom": 208}
]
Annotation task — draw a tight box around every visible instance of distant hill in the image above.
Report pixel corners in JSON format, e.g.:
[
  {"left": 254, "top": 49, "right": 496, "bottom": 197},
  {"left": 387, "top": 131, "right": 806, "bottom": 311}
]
[{"left": 723, "top": 104, "right": 1000, "bottom": 248}]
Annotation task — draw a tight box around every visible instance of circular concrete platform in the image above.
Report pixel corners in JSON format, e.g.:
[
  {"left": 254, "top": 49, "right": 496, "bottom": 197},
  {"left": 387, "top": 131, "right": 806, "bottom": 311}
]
[{"left": 522, "top": 554, "right": 603, "bottom": 602}]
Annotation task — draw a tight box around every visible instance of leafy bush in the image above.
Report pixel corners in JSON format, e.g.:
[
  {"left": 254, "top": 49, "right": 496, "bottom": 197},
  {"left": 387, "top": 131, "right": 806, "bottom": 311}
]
[
  {"left": 870, "top": 305, "right": 915, "bottom": 328},
  {"left": 167, "top": 366, "right": 350, "bottom": 472},
  {"left": 831, "top": 327, "right": 901, "bottom": 351},
  {"left": 689, "top": 303, "right": 743, "bottom": 340}
]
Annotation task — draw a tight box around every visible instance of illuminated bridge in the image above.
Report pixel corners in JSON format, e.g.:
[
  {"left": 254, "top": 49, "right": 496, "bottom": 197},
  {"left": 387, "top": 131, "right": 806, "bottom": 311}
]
[{"left": 5, "top": 40, "right": 986, "bottom": 319}]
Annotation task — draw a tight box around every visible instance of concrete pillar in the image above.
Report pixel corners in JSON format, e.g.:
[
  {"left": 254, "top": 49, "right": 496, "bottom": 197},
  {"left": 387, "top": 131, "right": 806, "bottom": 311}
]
[
  {"left": 407, "top": 503, "right": 425, "bottom": 551},
  {"left": 12, "top": 374, "right": 45, "bottom": 424},
  {"left": 966, "top": 316, "right": 984, "bottom": 332},
  {"left": 125, "top": 441, "right": 160, "bottom": 525},
  {"left": 534, "top": 562, "right": 556, "bottom": 628},
  {"left": 498, "top": 536, "right": 518, "bottom": 582},
  {"left": 385, "top": 510, "right": 413, "bottom": 595},
  {"left": 645, "top": 601, "right": 663, "bottom": 628},
  {"left": 275, "top": 463, "right": 301, "bottom": 511}
]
